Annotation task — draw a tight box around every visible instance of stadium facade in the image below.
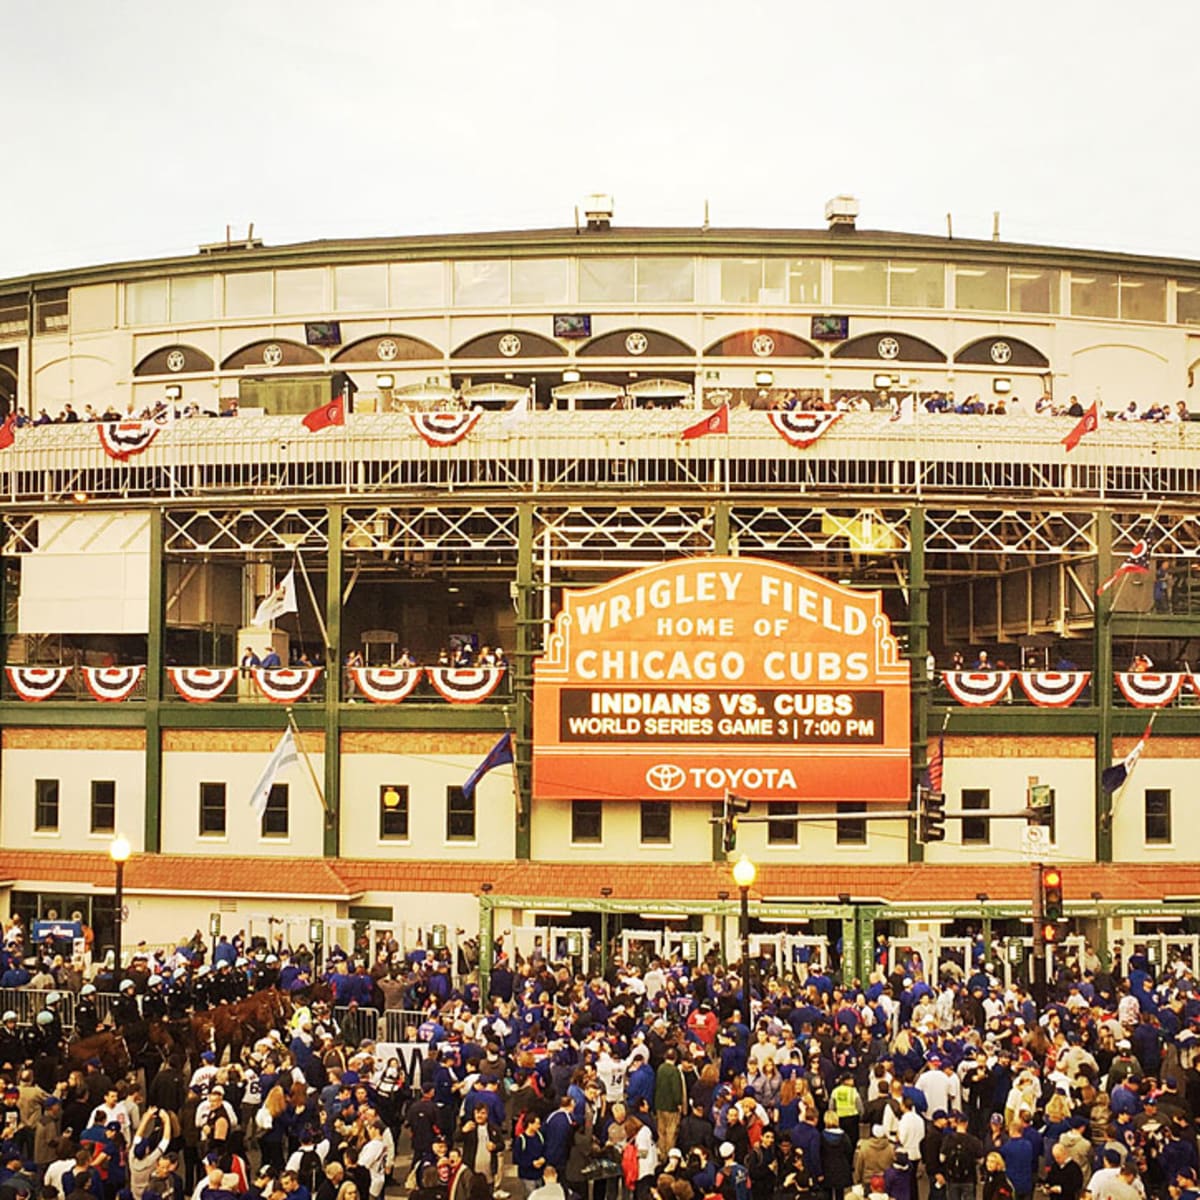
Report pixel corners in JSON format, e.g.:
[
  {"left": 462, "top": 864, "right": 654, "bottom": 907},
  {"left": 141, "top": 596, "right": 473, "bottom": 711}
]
[{"left": 2, "top": 202, "right": 1199, "bottom": 981}]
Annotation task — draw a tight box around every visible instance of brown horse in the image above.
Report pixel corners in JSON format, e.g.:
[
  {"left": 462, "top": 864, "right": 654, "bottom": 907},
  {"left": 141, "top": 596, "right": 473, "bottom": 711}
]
[{"left": 67, "top": 1032, "right": 131, "bottom": 1077}]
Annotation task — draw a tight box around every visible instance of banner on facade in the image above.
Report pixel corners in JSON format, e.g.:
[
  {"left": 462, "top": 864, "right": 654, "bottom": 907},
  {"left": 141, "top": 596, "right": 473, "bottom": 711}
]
[{"left": 532, "top": 557, "right": 911, "bottom": 803}]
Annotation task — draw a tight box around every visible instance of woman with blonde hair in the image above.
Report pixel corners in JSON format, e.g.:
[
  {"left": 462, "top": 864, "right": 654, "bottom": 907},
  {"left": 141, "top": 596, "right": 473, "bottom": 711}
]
[{"left": 256, "top": 1084, "right": 289, "bottom": 1169}]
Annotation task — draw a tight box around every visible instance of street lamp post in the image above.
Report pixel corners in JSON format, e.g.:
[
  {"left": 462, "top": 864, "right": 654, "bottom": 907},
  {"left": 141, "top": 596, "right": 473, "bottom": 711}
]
[
  {"left": 731, "top": 854, "right": 757, "bottom": 1027},
  {"left": 109, "top": 834, "right": 131, "bottom": 987}
]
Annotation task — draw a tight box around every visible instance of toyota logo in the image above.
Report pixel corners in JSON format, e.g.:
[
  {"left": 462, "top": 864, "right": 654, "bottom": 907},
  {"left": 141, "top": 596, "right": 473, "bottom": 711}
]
[{"left": 646, "top": 764, "right": 686, "bottom": 792}]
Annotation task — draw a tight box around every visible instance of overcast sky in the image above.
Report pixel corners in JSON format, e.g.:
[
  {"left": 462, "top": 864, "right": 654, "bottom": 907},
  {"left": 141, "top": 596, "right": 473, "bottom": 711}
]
[{"left": 4, "top": 1, "right": 1198, "bottom": 278}]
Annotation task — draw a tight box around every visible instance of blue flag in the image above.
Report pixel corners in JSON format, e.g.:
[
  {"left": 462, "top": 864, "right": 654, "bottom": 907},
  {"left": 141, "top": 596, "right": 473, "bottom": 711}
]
[{"left": 462, "top": 732, "right": 515, "bottom": 803}]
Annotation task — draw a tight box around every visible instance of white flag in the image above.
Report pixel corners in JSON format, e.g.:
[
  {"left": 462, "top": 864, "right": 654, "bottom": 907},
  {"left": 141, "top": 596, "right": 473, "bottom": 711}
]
[
  {"left": 249, "top": 728, "right": 299, "bottom": 818},
  {"left": 252, "top": 568, "right": 298, "bottom": 627}
]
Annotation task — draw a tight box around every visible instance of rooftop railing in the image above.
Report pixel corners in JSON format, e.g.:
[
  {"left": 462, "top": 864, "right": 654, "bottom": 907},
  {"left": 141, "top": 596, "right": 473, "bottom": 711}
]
[{"left": 1, "top": 411, "right": 1198, "bottom": 505}]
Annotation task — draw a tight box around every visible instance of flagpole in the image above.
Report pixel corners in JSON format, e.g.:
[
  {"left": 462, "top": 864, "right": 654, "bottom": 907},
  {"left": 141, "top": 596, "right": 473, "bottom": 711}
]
[
  {"left": 286, "top": 707, "right": 330, "bottom": 814},
  {"left": 294, "top": 552, "right": 330, "bottom": 650}
]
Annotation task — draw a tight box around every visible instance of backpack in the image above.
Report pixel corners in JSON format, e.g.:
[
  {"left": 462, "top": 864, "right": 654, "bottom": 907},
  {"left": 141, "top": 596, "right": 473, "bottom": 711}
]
[
  {"left": 297, "top": 1149, "right": 322, "bottom": 1194},
  {"left": 622, "top": 1141, "right": 640, "bottom": 1188},
  {"left": 941, "top": 1138, "right": 977, "bottom": 1183},
  {"left": 729, "top": 1162, "right": 750, "bottom": 1200}
]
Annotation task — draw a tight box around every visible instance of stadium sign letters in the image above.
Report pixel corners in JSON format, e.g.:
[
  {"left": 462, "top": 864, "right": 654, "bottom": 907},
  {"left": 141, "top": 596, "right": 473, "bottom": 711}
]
[{"left": 532, "top": 557, "right": 911, "bottom": 802}]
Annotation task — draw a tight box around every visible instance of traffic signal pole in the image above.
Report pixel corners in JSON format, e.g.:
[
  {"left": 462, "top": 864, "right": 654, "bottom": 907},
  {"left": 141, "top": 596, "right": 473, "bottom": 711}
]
[{"left": 1031, "top": 859, "right": 1046, "bottom": 1003}]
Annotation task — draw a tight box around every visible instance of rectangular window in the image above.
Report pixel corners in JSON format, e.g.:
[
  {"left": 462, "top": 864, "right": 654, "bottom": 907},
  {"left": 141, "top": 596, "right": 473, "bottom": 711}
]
[
  {"left": 199, "top": 781, "right": 226, "bottom": 836},
  {"left": 888, "top": 261, "right": 944, "bottom": 308},
  {"left": 334, "top": 264, "right": 388, "bottom": 311},
  {"left": 832, "top": 260, "right": 887, "bottom": 307},
  {"left": 1009, "top": 268, "right": 1060, "bottom": 314},
  {"left": 1145, "top": 789, "right": 1171, "bottom": 844},
  {"left": 90, "top": 780, "right": 116, "bottom": 834},
  {"left": 639, "top": 800, "right": 671, "bottom": 844},
  {"left": 453, "top": 260, "right": 509, "bottom": 307},
  {"left": 636, "top": 257, "right": 694, "bottom": 303},
  {"left": 1070, "top": 270, "right": 1119, "bottom": 318},
  {"left": 570, "top": 799, "right": 602, "bottom": 844},
  {"left": 511, "top": 258, "right": 570, "bottom": 306},
  {"left": 961, "top": 788, "right": 990, "bottom": 845},
  {"left": 125, "top": 280, "right": 170, "bottom": 326},
  {"left": 446, "top": 786, "right": 476, "bottom": 841},
  {"left": 720, "top": 258, "right": 767, "bottom": 304},
  {"left": 0, "top": 294, "right": 30, "bottom": 338},
  {"left": 379, "top": 784, "right": 410, "bottom": 841},
  {"left": 835, "top": 801, "right": 866, "bottom": 845},
  {"left": 170, "top": 275, "right": 215, "bottom": 323},
  {"left": 954, "top": 265, "right": 1007, "bottom": 311},
  {"left": 579, "top": 257, "right": 635, "bottom": 304},
  {"left": 1119, "top": 276, "right": 1166, "bottom": 322},
  {"left": 274, "top": 268, "right": 326, "bottom": 315},
  {"left": 767, "top": 801, "right": 799, "bottom": 845},
  {"left": 224, "top": 271, "right": 273, "bottom": 318},
  {"left": 1177, "top": 282, "right": 1200, "bottom": 325},
  {"left": 261, "top": 783, "right": 289, "bottom": 838},
  {"left": 35, "top": 289, "right": 68, "bottom": 334},
  {"left": 787, "top": 259, "right": 822, "bottom": 304},
  {"left": 389, "top": 261, "right": 444, "bottom": 308},
  {"left": 34, "top": 779, "right": 59, "bottom": 832}
]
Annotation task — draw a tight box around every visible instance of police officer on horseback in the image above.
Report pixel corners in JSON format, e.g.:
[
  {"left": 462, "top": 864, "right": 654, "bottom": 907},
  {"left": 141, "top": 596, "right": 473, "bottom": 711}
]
[
  {"left": 75, "top": 985, "right": 102, "bottom": 1038},
  {"left": 112, "top": 978, "right": 142, "bottom": 1028},
  {"left": 142, "top": 974, "right": 168, "bottom": 1021}
]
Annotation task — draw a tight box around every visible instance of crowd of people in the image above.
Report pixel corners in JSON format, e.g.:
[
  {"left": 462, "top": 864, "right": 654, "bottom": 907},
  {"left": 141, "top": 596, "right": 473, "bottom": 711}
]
[{"left": 0, "top": 920, "right": 1196, "bottom": 1200}]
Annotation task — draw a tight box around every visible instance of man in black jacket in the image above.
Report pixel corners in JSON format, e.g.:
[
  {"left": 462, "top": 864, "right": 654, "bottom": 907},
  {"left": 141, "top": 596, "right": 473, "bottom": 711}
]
[{"left": 940, "top": 1114, "right": 984, "bottom": 1200}]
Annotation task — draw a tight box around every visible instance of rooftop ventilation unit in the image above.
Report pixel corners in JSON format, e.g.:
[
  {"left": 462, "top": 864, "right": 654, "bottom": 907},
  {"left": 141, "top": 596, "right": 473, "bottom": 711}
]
[
  {"left": 582, "top": 194, "right": 614, "bottom": 231},
  {"left": 824, "top": 195, "right": 860, "bottom": 231}
]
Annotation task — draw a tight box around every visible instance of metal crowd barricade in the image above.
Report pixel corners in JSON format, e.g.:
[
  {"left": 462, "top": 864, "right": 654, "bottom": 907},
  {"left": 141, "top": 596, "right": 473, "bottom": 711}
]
[
  {"left": 0, "top": 987, "right": 77, "bottom": 1028},
  {"left": 333, "top": 1005, "right": 381, "bottom": 1044},
  {"left": 91, "top": 993, "right": 121, "bottom": 1028},
  {"left": 382, "top": 1009, "right": 428, "bottom": 1044}
]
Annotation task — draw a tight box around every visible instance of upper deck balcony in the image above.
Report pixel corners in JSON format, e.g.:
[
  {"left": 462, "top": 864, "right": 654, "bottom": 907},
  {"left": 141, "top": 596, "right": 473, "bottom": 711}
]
[{"left": 1, "top": 410, "right": 1198, "bottom": 508}]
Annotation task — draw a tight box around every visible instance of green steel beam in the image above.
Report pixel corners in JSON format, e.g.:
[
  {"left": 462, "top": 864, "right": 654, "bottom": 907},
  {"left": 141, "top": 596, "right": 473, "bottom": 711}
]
[
  {"left": 1095, "top": 511, "right": 1113, "bottom": 862},
  {"left": 513, "top": 504, "right": 535, "bottom": 860},
  {"left": 908, "top": 507, "right": 927, "bottom": 864},
  {"left": 323, "top": 505, "right": 343, "bottom": 857},
  {"left": 144, "top": 508, "right": 165, "bottom": 853}
]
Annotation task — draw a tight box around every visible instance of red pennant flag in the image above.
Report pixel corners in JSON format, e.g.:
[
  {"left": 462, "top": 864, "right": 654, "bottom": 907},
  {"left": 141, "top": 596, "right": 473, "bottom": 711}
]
[
  {"left": 1062, "top": 401, "right": 1098, "bottom": 452},
  {"left": 0, "top": 416, "right": 15, "bottom": 451},
  {"left": 302, "top": 399, "right": 345, "bottom": 433},
  {"left": 681, "top": 403, "right": 729, "bottom": 440}
]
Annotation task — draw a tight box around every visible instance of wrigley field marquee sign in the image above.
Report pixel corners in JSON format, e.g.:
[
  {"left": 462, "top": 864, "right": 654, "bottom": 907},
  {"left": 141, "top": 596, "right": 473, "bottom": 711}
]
[{"left": 532, "top": 557, "right": 911, "bottom": 803}]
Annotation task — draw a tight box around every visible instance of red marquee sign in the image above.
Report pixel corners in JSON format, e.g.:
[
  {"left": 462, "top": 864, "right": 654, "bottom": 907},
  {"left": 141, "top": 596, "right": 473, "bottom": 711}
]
[{"left": 532, "top": 557, "right": 911, "bottom": 803}]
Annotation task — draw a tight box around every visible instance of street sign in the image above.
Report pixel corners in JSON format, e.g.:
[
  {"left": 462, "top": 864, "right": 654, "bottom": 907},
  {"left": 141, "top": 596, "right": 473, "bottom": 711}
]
[{"left": 1021, "top": 825, "right": 1050, "bottom": 856}]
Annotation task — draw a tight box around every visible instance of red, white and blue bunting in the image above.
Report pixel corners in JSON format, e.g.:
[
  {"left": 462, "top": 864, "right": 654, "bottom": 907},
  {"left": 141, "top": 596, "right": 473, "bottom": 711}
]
[
  {"left": 98, "top": 421, "right": 161, "bottom": 461},
  {"left": 766, "top": 411, "right": 841, "bottom": 448},
  {"left": 1115, "top": 672, "right": 1184, "bottom": 708},
  {"left": 167, "top": 667, "right": 238, "bottom": 703},
  {"left": 253, "top": 667, "right": 323, "bottom": 704},
  {"left": 425, "top": 665, "right": 506, "bottom": 704},
  {"left": 81, "top": 666, "right": 145, "bottom": 702},
  {"left": 5, "top": 666, "right": 71, "bottom": 702},
  {"left": 941, "top": 671, "right": 1016, "bottom": 706},
  {"left": 408, "top": 411, "right": 482, "bottom": 448},
  {"left": 1018, "top": 672, "right": 1092, "bottom": 707},
  {"left": 349, "top": 666, "right": 422, "bottom": 704}
]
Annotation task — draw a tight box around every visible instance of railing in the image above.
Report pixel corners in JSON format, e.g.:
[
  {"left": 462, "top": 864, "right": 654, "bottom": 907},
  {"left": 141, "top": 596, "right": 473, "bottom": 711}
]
[
  {"left": 0, "top": 987, "right": 76, "bottom": 1027},
  {"left": 0, "top": 989, "right": 431, "bottom": 1043},
  {"left": 2, "top": 412, "right": 1200, "bottom": 505}
]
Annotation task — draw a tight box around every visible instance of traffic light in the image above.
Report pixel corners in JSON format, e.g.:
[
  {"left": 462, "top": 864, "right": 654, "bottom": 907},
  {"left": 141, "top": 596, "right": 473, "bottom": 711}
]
[
  {"left": 1042, "top": 866, "right": 1064, "bottom": 921},
  {"left": 1042, "top": 922, "right": 1059, "bottom": 944},
  {"left": 917, "top": 788, "right": 946, "bottom": 843},
  {"left": 722, "top": 791, "right": 751, "bottom": 853}
]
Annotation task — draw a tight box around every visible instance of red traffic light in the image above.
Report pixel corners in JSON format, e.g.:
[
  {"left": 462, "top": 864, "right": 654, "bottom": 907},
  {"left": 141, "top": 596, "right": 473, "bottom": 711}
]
[
  {"left": 1043, "top": 922, "right": 1059, "bottom": 943},
  {"left": 1043, "top": 869, "right": 1061, "bottom": 888}
]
